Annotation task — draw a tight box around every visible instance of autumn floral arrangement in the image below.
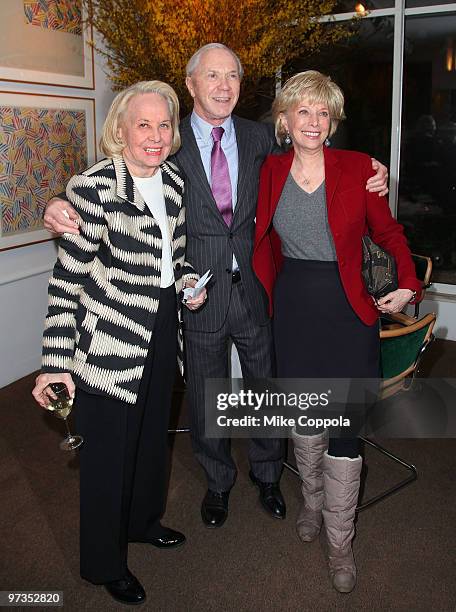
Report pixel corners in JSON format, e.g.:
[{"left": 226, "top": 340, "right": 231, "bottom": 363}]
[{"left": 84, "top": 0, "right": 351, "bottom": 115}]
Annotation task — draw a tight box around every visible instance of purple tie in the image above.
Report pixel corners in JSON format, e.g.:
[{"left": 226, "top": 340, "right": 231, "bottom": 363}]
[{"left": 210, "top": 127, "right": 233, "bottom": 226}]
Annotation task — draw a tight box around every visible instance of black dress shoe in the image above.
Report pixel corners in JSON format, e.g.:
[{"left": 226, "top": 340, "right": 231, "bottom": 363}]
[
  {"left": 201, "top": 489, "right": 230, "bottom": 528},
  {"left": 131, "top": 526, "right": 186, "bottom": 549},
  {"left": 104, "top": 569, "right": 146, "bottom": 605},
  {"left": 249, "top": 471, "right": 286, "bottom": 519}
]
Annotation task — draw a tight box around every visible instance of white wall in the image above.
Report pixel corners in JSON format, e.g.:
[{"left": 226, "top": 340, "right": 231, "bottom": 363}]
[
  {"left": 419, "top": 291, "right": 456, "bottom": 341},
  {"left": 0, "top": 44, "right": 115, "bottom": 388}
]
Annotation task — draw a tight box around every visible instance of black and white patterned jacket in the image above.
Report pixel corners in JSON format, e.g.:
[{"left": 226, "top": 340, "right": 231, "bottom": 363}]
[{"left": 42, "top": 156, "right": 197, "bottom": 404}]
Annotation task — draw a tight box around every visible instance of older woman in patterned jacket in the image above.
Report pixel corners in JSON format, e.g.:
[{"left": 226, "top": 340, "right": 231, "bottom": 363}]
[{"left": 32, "top": 81, "right": 205, "bottom": 606}]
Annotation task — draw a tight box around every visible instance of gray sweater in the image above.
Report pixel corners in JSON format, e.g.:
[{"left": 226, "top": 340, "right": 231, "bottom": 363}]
[{"left": 273, "top": 174, "right": 337, "bottom": 261}]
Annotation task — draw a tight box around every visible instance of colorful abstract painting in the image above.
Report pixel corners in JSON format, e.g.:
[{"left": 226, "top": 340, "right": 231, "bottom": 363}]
[
  {"left": 23, "top": 0, "right": 82, "bottom": 36},
  {"left": 0, "top": 106, "right": 87, "bottom": 236}
]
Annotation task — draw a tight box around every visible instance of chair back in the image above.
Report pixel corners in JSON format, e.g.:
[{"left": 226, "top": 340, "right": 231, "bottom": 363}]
[
  {"left": 380, "top": 312, "right": 436, "bottom": 398},
  {"left": 411, "top": 254, "right": 432, "bottom": 317}
]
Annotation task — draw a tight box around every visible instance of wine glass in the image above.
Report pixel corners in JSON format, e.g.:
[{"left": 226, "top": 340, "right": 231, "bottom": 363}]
[{"left": 45, "top": 382, "right": 83, "bottom": 451}]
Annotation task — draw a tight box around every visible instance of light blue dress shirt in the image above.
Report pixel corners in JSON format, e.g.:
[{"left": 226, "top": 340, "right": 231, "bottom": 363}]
[
  {"left": 190, "top": 111, "right": 238, "bottom": 210},
  {"left": 191, "top": 111, "right": 239, "bottom": 270}
]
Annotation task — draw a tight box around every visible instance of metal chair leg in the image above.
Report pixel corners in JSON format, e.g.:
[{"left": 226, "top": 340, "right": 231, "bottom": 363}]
[
  {"left": 283, "top": 460, "right": 300, "bottom": 477},
  {"left": 283, "top": 437, "right": 417, "bottom": 512},
  {"left": 356, "top": 437, "right": 417, "bottom": 512}
]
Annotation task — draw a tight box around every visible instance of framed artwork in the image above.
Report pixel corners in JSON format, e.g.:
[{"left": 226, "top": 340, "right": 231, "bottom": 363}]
[
  {"left": 0, "top": 91, "right": 96, "bottom": 251},
  {"left": 0, "top": 0, "right": 94, "bottom": 88}
]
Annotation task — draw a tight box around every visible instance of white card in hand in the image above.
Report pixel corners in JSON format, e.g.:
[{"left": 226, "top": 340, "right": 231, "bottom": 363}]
[{"left": 183, "top": 270, "right": 212, "bottom": 303}]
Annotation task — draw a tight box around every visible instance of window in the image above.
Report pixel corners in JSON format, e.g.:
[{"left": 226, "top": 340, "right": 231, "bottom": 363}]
[
  {"left": 406, "top": 0, "right": 455, "bottom": 7},
  {"left": 398, "top": 13, "right": 456, "bottom": 284},
  {"left": 331, "top": 0, "right": 393, "bottom": 10},
  {"left": 287, "top": 17, "right": 394, "bottom": 166}
]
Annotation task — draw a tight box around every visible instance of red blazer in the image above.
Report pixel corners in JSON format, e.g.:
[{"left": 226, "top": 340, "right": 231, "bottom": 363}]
[{"left": 252, "top": 147, "right": 422, "bottom": 326}]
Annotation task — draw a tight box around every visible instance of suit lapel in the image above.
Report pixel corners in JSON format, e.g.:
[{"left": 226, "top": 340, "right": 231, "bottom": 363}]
[
  {"left": 178, "top": 115, "right": 239, "bottom": 230},
  {"left": 233, "top": 115, "right": 250, "bottom": 224},
  {"left": 178, "top": 116, "right": 218, "bottom": 208}
]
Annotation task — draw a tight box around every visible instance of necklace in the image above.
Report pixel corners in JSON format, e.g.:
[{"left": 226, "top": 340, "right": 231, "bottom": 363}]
[
  {"left": 292, "top": 154, "right": 324, "bottom": 189},
  {"left": 294, "top": 170, "right": 311, "bottom": 187},
  {"left": 294, "top": 164, "right": 312, "bottom": 186}
]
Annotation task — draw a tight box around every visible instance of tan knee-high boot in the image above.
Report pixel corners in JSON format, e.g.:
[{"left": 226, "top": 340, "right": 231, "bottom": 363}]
[
  {"left": 291, "top": 429, "right": 328, "bottom": 542},
  {"left": 322, "top": 452, "right": 362, "bottom": 594}
]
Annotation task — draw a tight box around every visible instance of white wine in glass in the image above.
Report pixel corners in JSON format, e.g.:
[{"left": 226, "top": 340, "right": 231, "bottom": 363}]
[{"left": 46, "top": 382, "right": 83, "bottom": 451}]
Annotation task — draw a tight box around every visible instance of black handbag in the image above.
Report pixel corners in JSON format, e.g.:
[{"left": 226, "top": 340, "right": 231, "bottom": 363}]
[{"left": 361, "top": 235, "right": 398, "bottom": 300}]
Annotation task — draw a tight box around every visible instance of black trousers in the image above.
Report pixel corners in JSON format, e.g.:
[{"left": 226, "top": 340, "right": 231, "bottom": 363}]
[{"left": 74, "top": 285, "right": 177, "bottom": 584}]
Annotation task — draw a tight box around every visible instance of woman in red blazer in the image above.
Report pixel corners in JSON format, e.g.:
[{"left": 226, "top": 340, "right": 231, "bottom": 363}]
[{"left": 252, "top": 71, "right": 421, "bottom": 594}]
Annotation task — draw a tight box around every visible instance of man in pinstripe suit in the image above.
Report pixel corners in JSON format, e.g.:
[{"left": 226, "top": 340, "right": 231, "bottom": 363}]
[
  {"left": 43, "top": 43, "right": 388, "bottom": 529},
  {"left": 177, "top": 44, "right": 286, "bottom": 527}
]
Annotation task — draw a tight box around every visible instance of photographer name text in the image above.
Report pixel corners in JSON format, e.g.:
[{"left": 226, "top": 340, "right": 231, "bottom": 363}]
[{"left": 216, "top": 415, "right": 350, "bottom": 428}]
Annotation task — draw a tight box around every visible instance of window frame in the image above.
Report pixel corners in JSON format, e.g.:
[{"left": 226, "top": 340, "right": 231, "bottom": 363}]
[{"left": 320, "top": 1, "right": 456, "bottom": 294}]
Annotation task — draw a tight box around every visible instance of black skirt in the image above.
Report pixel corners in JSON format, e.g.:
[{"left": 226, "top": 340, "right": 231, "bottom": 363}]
[{"left": 273, "top": 258, "right": 380, "bottom": 379}]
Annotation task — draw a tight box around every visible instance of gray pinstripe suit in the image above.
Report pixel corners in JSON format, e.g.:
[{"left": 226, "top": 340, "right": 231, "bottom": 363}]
[{"left": 173, "top": 114, "right": 285, "bottom": 491}]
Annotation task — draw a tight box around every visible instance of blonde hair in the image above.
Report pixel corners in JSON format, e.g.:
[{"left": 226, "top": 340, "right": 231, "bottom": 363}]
[
  {"left": 273, "top": 70, "right": 346, "bottom": 146},
  {"left": 100, "top": 80, "right": 181, "bottom": 158}
]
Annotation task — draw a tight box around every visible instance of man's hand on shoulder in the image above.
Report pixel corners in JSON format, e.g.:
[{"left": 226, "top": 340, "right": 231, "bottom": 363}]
[
  {"left": 44, "top": 197, "right": 80, "bottom": 235},
  {"left": 367, "top": 158, "right": 389, "bottom": 197}
]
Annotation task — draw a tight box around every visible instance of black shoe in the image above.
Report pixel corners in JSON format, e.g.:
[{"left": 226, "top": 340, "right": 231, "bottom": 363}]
[
  {"left": 249, "top": 471, "right": 286, "bottom": 519},
  {"left": 201, "top": 489, "right": 230, "bottom": 528},
  {"left": 131, "top": 526, "right": 186, "bottom": 549},
  {"left": 104, "top": 569, "right": 146, "bottom": 605}
]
